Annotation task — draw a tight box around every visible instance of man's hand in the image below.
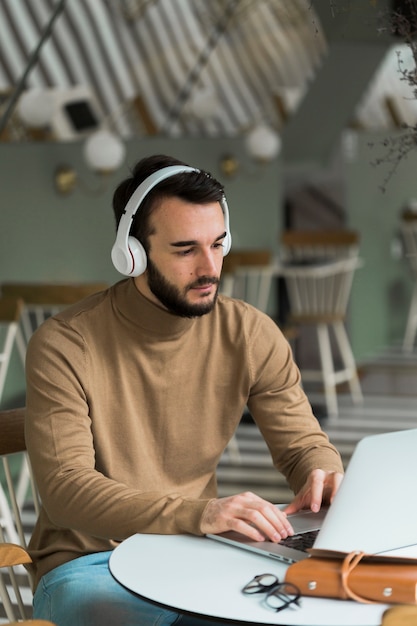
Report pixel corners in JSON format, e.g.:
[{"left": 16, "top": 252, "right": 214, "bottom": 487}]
[
  {"left": 284, "top": 469, "right": 343, "bottom": 516},
  {"left": 200, "top": 491, "right": 294, "bottom": 543}
]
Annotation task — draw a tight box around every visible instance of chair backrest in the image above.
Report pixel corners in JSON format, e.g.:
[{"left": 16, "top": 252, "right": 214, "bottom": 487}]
[
  {"left": 0, "top": 298, "right": 24, "bottom": 406},
  {"left": 279, "top": 257, "right": 362, "bottom": 321},
  {"left": 279, "top": 231, "right": 362, "bottom": 321},
  {"left": 1, "top": 282, "right": 108, "bottom": 362},
  {"left": 220, "top": 250, "right": 275, "bottom": 313},
  {"left": 0, "top": 408, "right": 37, "bottom": 547},
  {"left": 0, "top": 542, "right": 31, "bottom": 622},
  {"left": 0, "top": 408, "right": 43, "bottom": 622}
]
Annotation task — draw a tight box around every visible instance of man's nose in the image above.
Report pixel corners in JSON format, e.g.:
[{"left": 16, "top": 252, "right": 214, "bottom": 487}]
[{"left": 197, "top": 249, "right": 218, "bottom": 275}]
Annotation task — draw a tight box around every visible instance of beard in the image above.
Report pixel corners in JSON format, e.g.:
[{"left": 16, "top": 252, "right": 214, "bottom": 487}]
[{"left": 146, "top": 257, "right": 219, "bottom": 318}]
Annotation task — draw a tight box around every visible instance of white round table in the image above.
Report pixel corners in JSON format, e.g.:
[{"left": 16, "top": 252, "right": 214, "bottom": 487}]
[{"left": 109, "top": 534, "right": 392, "bottom": 625}]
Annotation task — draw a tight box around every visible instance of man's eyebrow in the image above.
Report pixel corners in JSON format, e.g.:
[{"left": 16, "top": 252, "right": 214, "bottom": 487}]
[{"left": 170, "top": 232, "right": 226, "bottom": 248}]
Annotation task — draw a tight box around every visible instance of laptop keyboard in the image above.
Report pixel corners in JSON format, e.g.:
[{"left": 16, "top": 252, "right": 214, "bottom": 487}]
[{"left": 279, "top": 529, "right": 319, "bottom": 552}]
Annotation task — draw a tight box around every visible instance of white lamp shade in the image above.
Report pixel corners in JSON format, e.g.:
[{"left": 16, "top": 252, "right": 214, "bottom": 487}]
[
  {"left": 245, "top": 123, "right": 281, "bottom": 162},
  {"left": 83, "top": 129, "right": 126, "bottom": 172},
  {"left": 187, "top": 87, "right": 218, "bottom": 119},
  {"left": 17, "top": 89, "right": 54, "bottom": 128}
]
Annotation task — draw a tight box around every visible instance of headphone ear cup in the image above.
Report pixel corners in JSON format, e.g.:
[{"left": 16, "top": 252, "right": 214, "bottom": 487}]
[
  {"left": 111, "top": 242, "right": 131, "bottom": 276},
  {"left": 222, "top": 231, "right": 232, "bottom": 256},
  {"left": 127, "top": 236, "right": 147, "bottom": 277}
]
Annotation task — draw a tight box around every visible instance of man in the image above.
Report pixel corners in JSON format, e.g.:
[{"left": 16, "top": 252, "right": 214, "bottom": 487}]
[{"left": 25, "top": 154, "right": 344, "bottom": 626}]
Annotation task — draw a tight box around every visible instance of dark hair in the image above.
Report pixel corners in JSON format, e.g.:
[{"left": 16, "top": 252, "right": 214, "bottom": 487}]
[{"left": 112, "top": 154, "right": 225, "bottom": 254}]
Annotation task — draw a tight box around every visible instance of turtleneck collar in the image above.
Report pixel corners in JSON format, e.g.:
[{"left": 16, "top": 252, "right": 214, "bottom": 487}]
[{"left": 113, "top": 278, "right": 198, "bottom": 338}]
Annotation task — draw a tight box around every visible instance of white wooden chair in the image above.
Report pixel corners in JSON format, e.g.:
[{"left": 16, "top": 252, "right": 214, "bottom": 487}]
[
  {"left": 278, "top": 231, "right": 363, "bottom": 418},
  {"left": 220, "top": 249, "right": 275, "bottom": 313},
  {"left": 0, "top": 408, "right": 47, "bottom": 623},
  {"left": 400, "top": 212, "right": 417, "bottom": 352},
  {"left": 0, "top": 301, "right": 35, "bottom": 568},
  {"left": 1, "top": 282, "right": 108, "bottom": 366}
]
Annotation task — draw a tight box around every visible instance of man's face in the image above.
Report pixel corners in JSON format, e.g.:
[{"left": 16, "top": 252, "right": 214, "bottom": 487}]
[{"left": 134, "top": 197, "right": 227, "bottom": 317}]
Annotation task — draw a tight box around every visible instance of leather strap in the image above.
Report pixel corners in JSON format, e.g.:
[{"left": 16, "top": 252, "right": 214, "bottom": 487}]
[{"left": 341, "top": 551, "right": 376, "bottom": 604}]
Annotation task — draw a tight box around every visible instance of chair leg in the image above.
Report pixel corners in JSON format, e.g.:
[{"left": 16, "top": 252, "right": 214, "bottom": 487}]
[
  {"left": 226, "top": 434, "right": 241, "bottom": 464},
  {"left": 316, "top": 324, "right": 338, "bottom": 418},
  {"left": 332, "top": 321, "right": 363, "bottom": 405},
  {"left": 15, "top": 325, "right": 27, "bottom": 369},
  {"left": 0, "top": 572, "right": 16, "bottom": 622},
  {"left": 16, "top": 455, "right": 33, "bottom": 512},
  {"left": 403, "top": 283, "right": 417, "bottom": 352}
]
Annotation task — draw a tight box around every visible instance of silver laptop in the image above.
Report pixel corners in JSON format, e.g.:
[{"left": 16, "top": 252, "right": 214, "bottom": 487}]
[{"left": 208, "top": 428, "right": 417, "bottom": 564}]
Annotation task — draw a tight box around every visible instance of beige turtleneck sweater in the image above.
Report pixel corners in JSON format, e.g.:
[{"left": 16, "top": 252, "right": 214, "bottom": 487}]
[{"left": 25, "top": 278, "right": 342, "bottom": 589}]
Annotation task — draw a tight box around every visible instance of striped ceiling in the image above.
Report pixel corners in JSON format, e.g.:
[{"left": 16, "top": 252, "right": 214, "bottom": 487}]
[
  {"left": 0, "top": 0, "right": 416, "bottom": 145},
  {"left": 0, "top": 0, "right": 326, "bottom": 140}
]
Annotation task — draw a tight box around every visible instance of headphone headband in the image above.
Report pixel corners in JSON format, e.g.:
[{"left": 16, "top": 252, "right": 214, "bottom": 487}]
[{"left": 111, "top": 165, "right": 231, "bottom": 276}]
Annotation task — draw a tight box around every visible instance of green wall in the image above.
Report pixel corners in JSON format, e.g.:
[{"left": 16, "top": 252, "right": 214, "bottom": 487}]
[
  {"left": 346, "top": 130, "right": 415, "bottom": 361},
  {"left": 0, "top": 136, "right": 281, "bottom": 407}
]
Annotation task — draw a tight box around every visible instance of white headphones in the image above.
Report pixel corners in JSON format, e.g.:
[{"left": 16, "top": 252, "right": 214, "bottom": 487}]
[{"left": 111, "top": 165, "right": 232, "bottom": 277}]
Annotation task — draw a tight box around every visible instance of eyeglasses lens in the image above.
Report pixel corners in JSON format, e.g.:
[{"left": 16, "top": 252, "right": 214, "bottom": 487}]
[
  {"left": 243, "top": 573, "right": 278, "bottom": 594},
  {"left": 265, "top": 582, "right": 301, "bottom": 612},
  {"left": 242, "top": 574, "right": 301, "bottom": 613}
]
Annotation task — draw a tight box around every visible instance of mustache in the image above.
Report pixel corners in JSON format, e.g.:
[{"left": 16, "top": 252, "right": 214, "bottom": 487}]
[{"left": 187, "top": 277, "right": 219, "bottom": 289}]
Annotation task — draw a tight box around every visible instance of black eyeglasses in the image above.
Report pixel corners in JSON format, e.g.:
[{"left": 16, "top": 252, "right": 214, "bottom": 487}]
[{"left": 242, "top": 573, "right": 301, "bottom": 613}]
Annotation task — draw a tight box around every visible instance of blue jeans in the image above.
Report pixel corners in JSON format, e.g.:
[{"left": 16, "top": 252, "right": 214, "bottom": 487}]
[{"left": 33, "top": 551, "right": 229, "bottom": 626}]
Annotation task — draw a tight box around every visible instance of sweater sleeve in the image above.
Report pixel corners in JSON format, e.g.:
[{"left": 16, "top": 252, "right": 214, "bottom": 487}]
[
  {"left": 245, "top": 308, "right": 344, "bottom": 494},
  {"left": 25, "top": 319, "right": 209, "bottom": 541}
]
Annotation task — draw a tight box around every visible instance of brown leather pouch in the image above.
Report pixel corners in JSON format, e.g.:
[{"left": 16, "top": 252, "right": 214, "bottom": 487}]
[{"left": 284, "top": 551, "right": 417, "bottom": 604}]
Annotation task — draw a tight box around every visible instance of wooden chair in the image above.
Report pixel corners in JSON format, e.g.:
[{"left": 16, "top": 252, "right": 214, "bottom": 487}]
[
  {"left": 400, "top": 211, "right": 417, "bottom": 352},
  {"left": 1, "top": 282, "right": 108, "bottom": 365},
  {"left": 220, "top": 249, "right": 275, "bottom": 313},
  {"left": 0, "top": 407, "right": 45, "bottom": 622},
  {"left": 278, "top": 230, "right": 363, "bottom": 418}
]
